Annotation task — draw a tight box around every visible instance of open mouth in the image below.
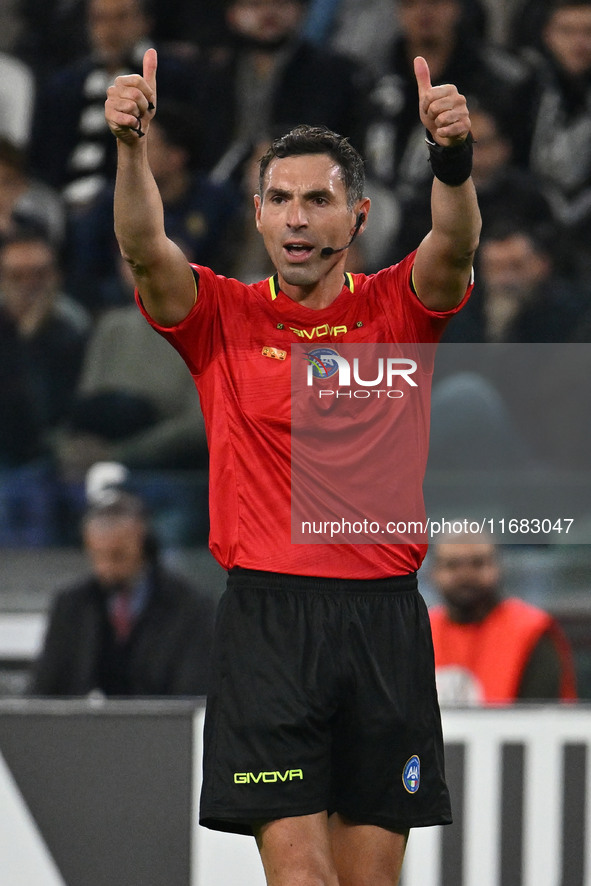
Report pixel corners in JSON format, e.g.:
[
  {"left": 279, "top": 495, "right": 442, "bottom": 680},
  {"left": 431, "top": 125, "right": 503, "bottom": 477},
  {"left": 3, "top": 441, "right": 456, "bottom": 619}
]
[{"left": 284, "top": 243, "right": 314, "bottom": 260}]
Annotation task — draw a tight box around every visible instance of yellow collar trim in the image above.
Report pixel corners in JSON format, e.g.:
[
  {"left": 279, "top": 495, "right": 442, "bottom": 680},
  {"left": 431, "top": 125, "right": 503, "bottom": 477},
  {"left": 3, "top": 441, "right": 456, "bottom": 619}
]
[
  {"left": 268, "top": 272, "right": 354, "bottom": 301},
  {"left": 269, "top": 275, "right": 279, "bottom": 301}
]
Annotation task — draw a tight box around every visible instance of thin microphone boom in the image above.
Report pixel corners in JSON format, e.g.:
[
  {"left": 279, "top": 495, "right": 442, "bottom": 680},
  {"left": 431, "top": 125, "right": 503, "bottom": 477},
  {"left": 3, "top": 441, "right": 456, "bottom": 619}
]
[{"left": 321, "top": 212, "right": 365, "bottom": 257}]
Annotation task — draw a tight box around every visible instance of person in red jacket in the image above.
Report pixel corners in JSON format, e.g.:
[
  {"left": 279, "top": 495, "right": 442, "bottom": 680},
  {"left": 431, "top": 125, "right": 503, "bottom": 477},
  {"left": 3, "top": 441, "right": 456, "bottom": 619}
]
[{"left": 429, "top": 540, "right": 577, "bottom": 704}]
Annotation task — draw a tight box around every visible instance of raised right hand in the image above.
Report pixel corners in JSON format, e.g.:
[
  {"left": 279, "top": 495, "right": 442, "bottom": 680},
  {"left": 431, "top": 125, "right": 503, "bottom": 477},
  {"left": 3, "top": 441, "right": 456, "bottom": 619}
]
[{"left": 105, "top": 48, "right": 157, "bottom": 145}]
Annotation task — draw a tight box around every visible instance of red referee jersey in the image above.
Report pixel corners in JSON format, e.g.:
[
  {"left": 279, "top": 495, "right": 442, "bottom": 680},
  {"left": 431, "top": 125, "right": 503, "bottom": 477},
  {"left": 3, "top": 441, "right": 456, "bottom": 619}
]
[{"left": 136, "top": 251, "right": 472, "bottom": 577}]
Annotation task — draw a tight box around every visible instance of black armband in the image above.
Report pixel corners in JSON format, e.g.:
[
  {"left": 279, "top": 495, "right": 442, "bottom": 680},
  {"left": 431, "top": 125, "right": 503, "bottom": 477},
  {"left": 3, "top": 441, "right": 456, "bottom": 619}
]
[{"left": 425, "top": 130, "right": 474, "bottom": 186}]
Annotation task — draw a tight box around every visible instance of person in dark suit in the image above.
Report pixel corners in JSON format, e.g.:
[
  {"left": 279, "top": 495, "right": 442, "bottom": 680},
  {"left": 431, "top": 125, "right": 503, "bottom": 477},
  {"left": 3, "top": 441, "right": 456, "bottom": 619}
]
[
  {"left": 194, "top": 0, "right": 373, "bottom": 178},
  {"left": 28, "top": 0, "right": 201, "bottom": 208},
  {"left": 29, "top": 491, "right": 216, "bottom": 696}
]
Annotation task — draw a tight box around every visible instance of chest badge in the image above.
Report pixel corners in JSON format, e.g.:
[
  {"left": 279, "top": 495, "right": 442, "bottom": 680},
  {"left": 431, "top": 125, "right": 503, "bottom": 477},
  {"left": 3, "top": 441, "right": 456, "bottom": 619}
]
[{"left": 262, "top": 346, "right": 287, "bottom": 361}]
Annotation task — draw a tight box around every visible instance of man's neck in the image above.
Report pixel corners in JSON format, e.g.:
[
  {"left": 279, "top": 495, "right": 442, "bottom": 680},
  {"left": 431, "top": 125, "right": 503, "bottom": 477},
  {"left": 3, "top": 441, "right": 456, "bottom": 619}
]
[{"left": 278, "top": 268, "right": 348, "bottom": 310}]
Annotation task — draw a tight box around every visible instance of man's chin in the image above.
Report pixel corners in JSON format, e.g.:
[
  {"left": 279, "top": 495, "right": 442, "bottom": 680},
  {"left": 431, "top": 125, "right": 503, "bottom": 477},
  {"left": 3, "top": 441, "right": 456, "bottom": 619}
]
[{"left": 279, "top": 265, "right": 318, "bottom": 288}]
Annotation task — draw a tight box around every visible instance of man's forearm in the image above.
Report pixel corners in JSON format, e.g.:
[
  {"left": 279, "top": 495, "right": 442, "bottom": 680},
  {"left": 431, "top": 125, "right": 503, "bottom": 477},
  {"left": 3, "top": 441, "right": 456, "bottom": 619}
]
[
  {"left": 105, "top": 49, "right": 197, "bottom": 324},
  {"left": 113, "top": 140, "right": 166, "bottom": 273},
  {"left": 430, "top": 177, "right": 481, "bottom": 266}
]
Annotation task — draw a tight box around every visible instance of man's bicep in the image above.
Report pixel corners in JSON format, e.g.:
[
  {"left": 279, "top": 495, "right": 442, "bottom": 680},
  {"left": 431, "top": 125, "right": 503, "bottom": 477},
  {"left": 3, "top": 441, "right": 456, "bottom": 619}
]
[
  {"left": 412, "top": 231, "right": 474, "bottom": 312},
  {"left": 132, "top": 239, "right": 198, "bottom": 328}
]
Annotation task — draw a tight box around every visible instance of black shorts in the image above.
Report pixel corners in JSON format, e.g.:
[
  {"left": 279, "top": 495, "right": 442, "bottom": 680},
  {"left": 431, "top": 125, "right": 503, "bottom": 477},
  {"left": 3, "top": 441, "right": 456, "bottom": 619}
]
[{"left": 199, "top": 568, "right": 451, "bottom": 835}]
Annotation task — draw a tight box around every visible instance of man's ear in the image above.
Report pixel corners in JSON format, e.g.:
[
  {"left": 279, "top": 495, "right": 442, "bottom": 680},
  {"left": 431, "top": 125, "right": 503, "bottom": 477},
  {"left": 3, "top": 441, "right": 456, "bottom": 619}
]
[
  {"left": 356, "top": 197, "right": 371, "bottom": 231},
  {"left": 254, "top": 193, "right": 262, "bottom": 231}
]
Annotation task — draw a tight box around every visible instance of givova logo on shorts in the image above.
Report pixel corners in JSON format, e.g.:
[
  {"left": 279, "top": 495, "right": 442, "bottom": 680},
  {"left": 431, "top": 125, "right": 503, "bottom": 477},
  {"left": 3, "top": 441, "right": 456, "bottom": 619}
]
[
  {"left": 402, "top": 755, "right": 421, "bottom": 793},
  {"left": 234, "top": 769, "right": 304, "bottom": 784}
]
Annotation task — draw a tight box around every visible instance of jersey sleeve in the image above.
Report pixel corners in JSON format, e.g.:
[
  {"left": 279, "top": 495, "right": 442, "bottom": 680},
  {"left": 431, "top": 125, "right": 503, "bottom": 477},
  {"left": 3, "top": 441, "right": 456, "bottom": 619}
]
[
  {"left": 134, "top": 264, "right": 224, "bottom": 376},
  {"left": 373, "top": 250, "right": 474, "bottom": 344}
]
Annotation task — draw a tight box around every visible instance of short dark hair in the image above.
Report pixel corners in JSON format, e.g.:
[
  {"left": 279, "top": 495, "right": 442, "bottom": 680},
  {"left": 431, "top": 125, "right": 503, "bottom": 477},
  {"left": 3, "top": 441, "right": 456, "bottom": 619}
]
[
  {"left": 549, "top": 0, "right": 591, "bottom": 10},
  {"left": 480, "top": 218, "right": 552, "bottom": 256},
  {"left": 258, "top": 124, "right": 365, "bottom": 208},
  {"left": 544, "top": 0, "right": 591, "bottom": 26}
]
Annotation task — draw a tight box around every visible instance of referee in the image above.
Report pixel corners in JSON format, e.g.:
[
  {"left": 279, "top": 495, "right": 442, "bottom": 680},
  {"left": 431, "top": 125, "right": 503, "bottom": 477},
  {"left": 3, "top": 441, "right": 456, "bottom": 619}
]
[{"left": 105, "top": 49, "right": 480, "bottom": 886}]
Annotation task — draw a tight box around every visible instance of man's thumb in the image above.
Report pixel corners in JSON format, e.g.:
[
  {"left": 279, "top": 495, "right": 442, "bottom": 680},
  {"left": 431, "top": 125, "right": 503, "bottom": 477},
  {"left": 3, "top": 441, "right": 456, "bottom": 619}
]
[
  {"left": 143, "top": 47, "right": 158, "bottom": 98},
  {"left": 413, "top": 56, "right": 431, "bottom": 95}
]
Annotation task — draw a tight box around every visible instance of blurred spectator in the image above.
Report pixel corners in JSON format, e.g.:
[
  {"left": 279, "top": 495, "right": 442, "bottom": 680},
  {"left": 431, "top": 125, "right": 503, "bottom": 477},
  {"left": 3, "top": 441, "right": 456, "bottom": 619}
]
[
  {"left": 302, "top": 0, "right": 400, "bottom": 76},
  {"left": 0, "top": 304, "right": 41, "bottom": 468},
  {"left": 364, "top": 0, "right": 533, "bottom": 197},
  {"left": 441, "top": 220, "right": 590, "bottom": 342},
  {"left": 508, "top": 0, "right": 555, "bottom": 52},
  {"left": 0, "top": 230, "right": 90, "bottom": 435},
  {"left": 382, "top": 99, "right": 555, "bottom": 269},
  {"left": 17, "top": 0, "right": 88, "bottom": 80},
  {"left": 0, "top": 50, "right": 34, "bottom": 147},
  {"left": 195, "top": 0, "right": 373, "bottom": 178},
  {"left": 428, "top": 216, "right": 591, "bottom": 473},
  {"left": 53, "top": 256, "right": 208, "bottom": 483},
  {"left": 29, "top": 490, "right": 216, "bottom": 696},
  {"left": 28, "top": 0, "right": 201, "bottom": 207},
  {"left": 148, "top": 0, "right": 229, "bottom": 51},
  {"left": 304, "top": 0, "right": 489, "bottom": 73},
  {"left": 468, "top": 103, "right": 554, "bottom": 234},
  {"left": 522, "top": 0, "right": 591, "bottom": 277},
  {"left": 194, "top": 0, "right": 373, "bottom": 280},
  {"left": 428, "top": 370, "right": 533, "bottom": 472},
  {"left": 0, "top": 137, "right": 65, "bottom": 249},
  {"left": 66, "top": 100, "right": 241, "bottom": 311},
  {"left": 0, "top": 232, "right": 64, "bottom": 543},
  {"left": 428, "top": 539, "right": 577, "bottom": 704},
  {"left": 17, "top": 0, "right": 228, "bottom": 82},
  {"left": 0, "top": 0, "right": 23, "bottom": 54}
]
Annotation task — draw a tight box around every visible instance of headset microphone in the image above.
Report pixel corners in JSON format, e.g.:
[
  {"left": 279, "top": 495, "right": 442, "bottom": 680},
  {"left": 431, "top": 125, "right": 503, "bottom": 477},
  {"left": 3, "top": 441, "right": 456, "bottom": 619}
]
[{"left": 321, "top": 212, "right": 366, "bottom": 257}]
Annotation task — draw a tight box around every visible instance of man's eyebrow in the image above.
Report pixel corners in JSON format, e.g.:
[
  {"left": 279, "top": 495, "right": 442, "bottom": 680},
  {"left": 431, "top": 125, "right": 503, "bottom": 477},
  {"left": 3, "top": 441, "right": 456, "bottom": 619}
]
[
  {"left": 264, "top": 187, "right": 335, "bottom": 201},
  {"left": 305, "top": 188, "right": 334, "bottom": 201}
]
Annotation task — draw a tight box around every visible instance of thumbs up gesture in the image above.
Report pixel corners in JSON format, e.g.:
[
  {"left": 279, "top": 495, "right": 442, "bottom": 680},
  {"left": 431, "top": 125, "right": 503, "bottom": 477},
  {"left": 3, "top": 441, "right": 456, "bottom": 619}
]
[
  {"left": 105, "top": 48, "right": 157, "bottom": 145},
  {"left": 414, "top": 56, "right": 471, "bottom": 147}
]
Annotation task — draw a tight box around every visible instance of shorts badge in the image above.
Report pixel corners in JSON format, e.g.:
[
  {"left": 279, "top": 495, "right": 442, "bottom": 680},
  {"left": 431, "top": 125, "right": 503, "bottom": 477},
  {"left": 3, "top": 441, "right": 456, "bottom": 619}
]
[{"left": 402, "top": 755, "right": 420, "bottom": 794}]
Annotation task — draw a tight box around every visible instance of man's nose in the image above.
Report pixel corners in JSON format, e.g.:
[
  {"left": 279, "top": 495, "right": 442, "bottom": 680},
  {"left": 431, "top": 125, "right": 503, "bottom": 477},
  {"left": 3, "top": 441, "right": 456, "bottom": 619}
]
[{"left": 286, "top": 201, "right": 308, "bottom": 228}]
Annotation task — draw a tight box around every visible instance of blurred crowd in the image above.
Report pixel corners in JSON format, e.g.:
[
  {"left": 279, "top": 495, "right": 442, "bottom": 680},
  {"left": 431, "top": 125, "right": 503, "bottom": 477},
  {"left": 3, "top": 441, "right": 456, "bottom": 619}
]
[{"left": 1, "top": 0, "right": 591, "bottom": 546}]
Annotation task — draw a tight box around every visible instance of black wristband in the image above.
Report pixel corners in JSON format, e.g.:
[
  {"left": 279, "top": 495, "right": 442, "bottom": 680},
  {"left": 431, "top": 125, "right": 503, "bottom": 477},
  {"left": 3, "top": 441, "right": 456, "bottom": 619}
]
[{"left": 425, "top": 130, "right": 474, "bottom": 186}]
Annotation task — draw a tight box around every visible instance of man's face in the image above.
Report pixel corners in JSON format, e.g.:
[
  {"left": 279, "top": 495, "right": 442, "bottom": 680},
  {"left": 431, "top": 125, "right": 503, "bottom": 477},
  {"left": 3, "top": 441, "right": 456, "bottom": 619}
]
[
  {"left": 88, "top": 0, "right": 149, "bottom": 65},
  {"left": 398, "top": 0, "right": 461, "bottom": 47},
  {"left": 431, "top": 543, "right": 501, "bottom": 621},
  {"left": 544, "top": 6, "right": 591, "bottom": 76},
  {"left": 226, "top": 0, "right": 304, "bottom": 45},
  {"left": 146, "top": 122, "right": 187, "bottom": 185},
  {"left": 480, "top": 234, "right": 550, "bottom": 303},
  {"left": 469, "top": 109, "right": 511, "bottom": 186},
  {"left": 0, "top": 240, "right": 59, "bottom": 323},
  {"left": 84, "top": 516, "right": 146, "bottom": 592},
  {"left": 255, "top": 153, "right": 359, "bottom": 289}
]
